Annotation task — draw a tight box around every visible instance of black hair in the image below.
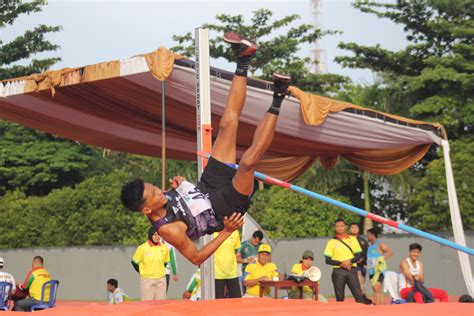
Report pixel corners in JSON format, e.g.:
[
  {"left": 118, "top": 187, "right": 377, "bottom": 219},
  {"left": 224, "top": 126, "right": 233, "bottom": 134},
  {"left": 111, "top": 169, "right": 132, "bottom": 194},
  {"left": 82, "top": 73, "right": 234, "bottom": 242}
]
[
  {"left": 33, "top": 256, "right": 44, "bottom": 264},
  {"left": 107, "top": 278, "right": 118, "bottom": 288},
  {"left": 121, "top": 179, "right": 146, "bottom": 212},
  {"left": 458, "top": 294, "right": 473, "bottom": 303},
  {"left": 367, "top": 228, "right": 379, "bottom": 238},
  {"left": 148, "top": 226, "right": 158, "bottom": 243},
  {"left": 409, "top": 243, "right": 423, "bottom": 252},
  {"left": 334, "top": 218, "right": 346, "bottom": 225},
  {"left": 349, "top": 222, "right": 360, "bottom": 228},
  {"left": 252, "top": 231, "right": 264, "bottom": 241}
]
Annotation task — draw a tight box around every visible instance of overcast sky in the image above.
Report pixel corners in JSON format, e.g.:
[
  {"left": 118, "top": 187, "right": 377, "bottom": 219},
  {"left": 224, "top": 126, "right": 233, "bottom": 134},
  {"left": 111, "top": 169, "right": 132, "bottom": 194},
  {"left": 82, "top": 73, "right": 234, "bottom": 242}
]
[{"left": 3, "top": 0, "right": 407, "bottom": 83}]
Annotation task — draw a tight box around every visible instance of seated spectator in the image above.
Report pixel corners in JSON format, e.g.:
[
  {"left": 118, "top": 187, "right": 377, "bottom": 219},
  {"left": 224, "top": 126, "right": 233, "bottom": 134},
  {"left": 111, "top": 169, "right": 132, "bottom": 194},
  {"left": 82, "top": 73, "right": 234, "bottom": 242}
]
[
  {"left": 243, "top": 244, "right": 279, "bottom": 298},
  {"left": 0, "top": 257, "right": 15, "bottom": 310},
  {"left": 288, "top": 250, "right": 328, "bottom": 302},
  {"left": 107, "top": 279, "right": 128, "bottom": 304},
  {"left": 14, "top": 256, "right": 51, "bottom": 312},
  {"left": 399, "top": 243, "right": 448, "bottom": 303},
  {"left": 182, "top": 269, "right": 201, "bottom": 301}
]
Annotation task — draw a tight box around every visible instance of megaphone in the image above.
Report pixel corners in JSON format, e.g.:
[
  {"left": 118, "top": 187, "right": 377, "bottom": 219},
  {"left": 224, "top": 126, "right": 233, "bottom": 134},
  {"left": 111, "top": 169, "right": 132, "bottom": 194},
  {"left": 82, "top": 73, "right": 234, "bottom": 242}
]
[{"left": 303, "top": 266, "right": 321, "bottom": 282}]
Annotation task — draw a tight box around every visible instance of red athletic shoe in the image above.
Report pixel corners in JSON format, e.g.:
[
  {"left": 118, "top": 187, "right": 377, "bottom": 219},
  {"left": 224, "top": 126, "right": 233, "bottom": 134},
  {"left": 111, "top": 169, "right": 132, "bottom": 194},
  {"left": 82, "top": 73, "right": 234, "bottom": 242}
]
[{"left": 223, "top": 31, "right": 258, "bottom": 57}]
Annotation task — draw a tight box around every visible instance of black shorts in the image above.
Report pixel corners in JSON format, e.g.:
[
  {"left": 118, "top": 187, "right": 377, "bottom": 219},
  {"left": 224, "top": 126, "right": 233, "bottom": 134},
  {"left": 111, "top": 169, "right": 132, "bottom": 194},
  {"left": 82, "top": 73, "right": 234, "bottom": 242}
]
[
  {"left": 369, "top": 273, "right": 384, "bottom": 284},
  {"left": 197, "top": 156, "right": 251, "bottom": 221}
]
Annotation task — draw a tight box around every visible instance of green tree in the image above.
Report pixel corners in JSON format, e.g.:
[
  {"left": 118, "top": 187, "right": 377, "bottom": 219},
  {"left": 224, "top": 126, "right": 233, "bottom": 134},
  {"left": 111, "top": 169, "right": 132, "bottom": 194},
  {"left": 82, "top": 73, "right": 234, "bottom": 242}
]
[
  {"left": 410, "top": 136, "right": 474, "bottom": 231},
  {"left": 171, "top": 8, "right": 348, "bottom": 94},
  {"left": 249, "top": 186, "right": 358, "bottom": 238},
  {"left": 0, "top": 0, "right": 61, "bottom": 80},
  {"left": 0, "top": 121, "right": 113, "bottom": 196},
  {"left": 336, "top": 0, "right": 474, "bottom": 139}
]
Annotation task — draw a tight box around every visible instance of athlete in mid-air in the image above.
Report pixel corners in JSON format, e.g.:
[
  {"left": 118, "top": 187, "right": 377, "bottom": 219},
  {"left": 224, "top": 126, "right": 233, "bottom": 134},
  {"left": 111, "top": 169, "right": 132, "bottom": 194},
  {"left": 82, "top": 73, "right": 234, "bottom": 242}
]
[{"left": 121, "top": 31, "right": 291, "bottom": 265}]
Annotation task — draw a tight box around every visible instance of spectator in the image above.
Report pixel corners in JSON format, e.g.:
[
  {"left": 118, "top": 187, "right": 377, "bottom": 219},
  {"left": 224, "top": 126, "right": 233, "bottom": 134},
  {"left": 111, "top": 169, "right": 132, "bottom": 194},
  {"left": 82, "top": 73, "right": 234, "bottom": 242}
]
[
  {"left": 0, "top": 258, "right": 15, "bottom": 310},
  {"left": 288, "top": 250, "right": 328, "bottom": 302},
  {"left": 366, "top": 228, "right": 393, "bottom": 305},
  {"left": 162, "top": 240, "right": 179, "bottom": 293},
  {"left": 349, "top": 222, "right": 369, "bottom": 297},
  {"left": 243, "top": 244, "right": 279, "bottom": 298},
  {"left": 237, "top": 230, "right": 263, "bottom": 274},
  {"left": 14, "top": 256, "right": 51, "bottom": 311},
  {"left": 399, "top": 243, "right": 448, "bottom": 303},
  {"left": 132, "top": 226, "right": 170, "bottom": 301},
  {"left": 182, "top": 269, "right": 201, "bottom": 301},
  {"left": 107, "top": 279, "right": 128, "bottom": 304},
  {"left": 323, "top": 218, "right": 371, "bottom": 304},
  {"left": 214, "top": 230, "right": 242, "bottom": 298}
]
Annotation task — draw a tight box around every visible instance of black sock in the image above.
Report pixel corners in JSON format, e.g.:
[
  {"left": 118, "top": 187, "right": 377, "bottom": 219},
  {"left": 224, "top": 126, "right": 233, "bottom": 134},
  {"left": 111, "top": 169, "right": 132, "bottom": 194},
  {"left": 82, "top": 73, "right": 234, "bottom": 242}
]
[
  {"left": 235, "top": 56, "right": 251, "bottom": 77},
  {"left": 267, "top": 94, "right": 285, "bottom": 115}
]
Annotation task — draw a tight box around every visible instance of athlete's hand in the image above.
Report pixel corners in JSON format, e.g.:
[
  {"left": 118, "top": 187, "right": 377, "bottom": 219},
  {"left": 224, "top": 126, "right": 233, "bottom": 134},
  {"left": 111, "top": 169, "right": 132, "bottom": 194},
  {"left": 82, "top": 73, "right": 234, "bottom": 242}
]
[
  {"left": 223, "top": 212, "right": 244, "bottom": 233},
  {"left": 169, "top": 176, "right": 185, "bottom": 189},
  {"left": 172, "top": 274, "right": 179, "bottom": 282}
]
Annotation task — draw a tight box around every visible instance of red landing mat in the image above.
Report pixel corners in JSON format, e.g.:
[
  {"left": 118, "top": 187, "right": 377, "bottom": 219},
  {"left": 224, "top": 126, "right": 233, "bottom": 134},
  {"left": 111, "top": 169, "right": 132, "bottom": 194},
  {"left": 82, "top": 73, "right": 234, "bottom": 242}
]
[{"left": 3, "top": 298, "right": 473, "bottom": 315}]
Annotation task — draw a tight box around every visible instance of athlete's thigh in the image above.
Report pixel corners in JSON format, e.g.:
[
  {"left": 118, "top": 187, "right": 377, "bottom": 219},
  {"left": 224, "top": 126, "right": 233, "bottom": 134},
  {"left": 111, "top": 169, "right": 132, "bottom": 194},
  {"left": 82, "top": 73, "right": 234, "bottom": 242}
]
[{"left": 232, "top": 165, "right": 254, "bottom": 196}]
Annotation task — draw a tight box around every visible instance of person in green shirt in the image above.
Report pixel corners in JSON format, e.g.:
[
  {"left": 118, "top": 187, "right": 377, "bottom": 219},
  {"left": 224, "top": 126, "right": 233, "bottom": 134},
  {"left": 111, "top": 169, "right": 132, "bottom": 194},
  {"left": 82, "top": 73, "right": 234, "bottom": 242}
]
[{"left": 237, "top": 230, "right": 263, "bottom": 274}]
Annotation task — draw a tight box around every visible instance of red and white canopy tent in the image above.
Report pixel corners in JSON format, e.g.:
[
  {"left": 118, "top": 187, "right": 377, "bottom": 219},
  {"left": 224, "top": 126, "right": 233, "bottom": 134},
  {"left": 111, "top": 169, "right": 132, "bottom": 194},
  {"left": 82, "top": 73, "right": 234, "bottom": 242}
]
[{"left": 0, "top": 47, "right": 472, "bottom": 295}]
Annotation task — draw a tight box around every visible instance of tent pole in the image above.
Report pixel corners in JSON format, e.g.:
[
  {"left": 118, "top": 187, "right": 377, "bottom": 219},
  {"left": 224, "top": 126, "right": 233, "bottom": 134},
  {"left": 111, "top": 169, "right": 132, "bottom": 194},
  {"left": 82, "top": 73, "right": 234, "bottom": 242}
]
[
  {"left": 161, "top": 80, "right": 166, "bottom": 189},
  {"left": 197, "top": 151, "right": 474, "bottom": 256},
  {"left": 441, "top": 140, "right": 474, "bottom": 295},
  {"left": 195, "top": 27, "right": 215, "bottom": 300}
]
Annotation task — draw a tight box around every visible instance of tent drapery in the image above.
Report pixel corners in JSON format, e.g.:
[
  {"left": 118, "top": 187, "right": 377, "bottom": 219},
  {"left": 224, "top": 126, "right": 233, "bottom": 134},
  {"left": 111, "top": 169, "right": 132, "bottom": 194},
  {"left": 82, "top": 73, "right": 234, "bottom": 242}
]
[{"left": 0, "top": 48, "right": 443, "bottom": 181}]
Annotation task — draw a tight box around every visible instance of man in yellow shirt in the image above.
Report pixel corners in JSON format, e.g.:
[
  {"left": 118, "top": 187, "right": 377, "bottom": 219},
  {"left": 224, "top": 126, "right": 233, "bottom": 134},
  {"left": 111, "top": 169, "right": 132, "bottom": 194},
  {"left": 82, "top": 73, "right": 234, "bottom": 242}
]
[
  {"left": 324, "top": 218, "right": 371, "bottom": 304},
  {"left": 14, "top": 256, "right": 51, "bottom": 311},
  {"left": 214, "top": 230, "right": 242, "bottom": 298},
  {"left": 243, "top": 244, "right": 279, "bottom": 298},
  {"left": 132, "top": 226, "right": 169, "bottom": 300}
]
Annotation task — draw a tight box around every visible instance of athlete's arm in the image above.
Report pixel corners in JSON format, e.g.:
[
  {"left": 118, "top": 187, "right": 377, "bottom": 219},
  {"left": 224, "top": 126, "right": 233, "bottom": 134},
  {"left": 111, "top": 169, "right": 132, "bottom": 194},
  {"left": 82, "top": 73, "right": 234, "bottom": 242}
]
[
  {"left": 160, "top": 212, "right": 244, "bottom": 266},
  {"left": 400, "top": 261, "right": 415, "bottom": 284},
  {"left": 380, "top": 242, "right": 393, "bottom": 260}
]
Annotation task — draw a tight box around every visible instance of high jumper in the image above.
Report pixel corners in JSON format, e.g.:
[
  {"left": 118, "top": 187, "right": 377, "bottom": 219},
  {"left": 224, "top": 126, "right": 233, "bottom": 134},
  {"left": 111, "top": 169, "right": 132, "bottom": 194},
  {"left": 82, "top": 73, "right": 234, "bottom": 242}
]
[{"left": 121, "top": 32, "right": 291, "bottom": 265}]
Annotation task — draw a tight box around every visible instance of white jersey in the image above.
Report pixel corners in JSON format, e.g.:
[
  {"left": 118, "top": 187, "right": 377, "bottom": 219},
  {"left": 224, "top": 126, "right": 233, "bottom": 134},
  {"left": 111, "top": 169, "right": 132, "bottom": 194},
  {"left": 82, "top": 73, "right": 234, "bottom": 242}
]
[
  {"left": 0, "top": 271, "right": 15, "bottom": 299},
  {"left": 399, "top": 258, "right": 421, "bottom": 290},
  {"left": 108, "top": 287, "right": 128, "bottom": 304}
]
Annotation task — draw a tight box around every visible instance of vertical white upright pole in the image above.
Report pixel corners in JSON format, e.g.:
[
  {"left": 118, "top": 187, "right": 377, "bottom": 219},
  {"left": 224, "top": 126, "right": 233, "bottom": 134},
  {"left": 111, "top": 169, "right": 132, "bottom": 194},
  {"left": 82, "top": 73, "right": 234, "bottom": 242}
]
[
  {"left": 195, "top": 27, "right": 215, "bottom": 300},
  {"left": 442, "top": 140, "right": 474, "bottom": 296}
]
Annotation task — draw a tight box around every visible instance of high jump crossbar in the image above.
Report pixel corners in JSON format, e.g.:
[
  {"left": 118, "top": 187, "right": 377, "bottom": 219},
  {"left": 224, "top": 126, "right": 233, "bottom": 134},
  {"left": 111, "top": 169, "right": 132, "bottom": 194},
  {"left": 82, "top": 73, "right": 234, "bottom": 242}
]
[{"left": 198, "top": 152, "right": 474, "bottom": 256}]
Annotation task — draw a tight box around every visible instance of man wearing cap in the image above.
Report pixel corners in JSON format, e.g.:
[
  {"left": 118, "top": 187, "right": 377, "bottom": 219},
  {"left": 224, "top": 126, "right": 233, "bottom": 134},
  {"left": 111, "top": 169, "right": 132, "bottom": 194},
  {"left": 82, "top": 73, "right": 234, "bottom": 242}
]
[
  {"left": 131, "top": 226, "right": 170, "bottom": 300},
  {"left": 324, "top": 218, "right": 371, "bottom": 304},
  {"left": 0, "top": 258, "right": 15, "bottom": 310},
  {"left": 243, "top": 244, "right": 279, "bottom": 298}
]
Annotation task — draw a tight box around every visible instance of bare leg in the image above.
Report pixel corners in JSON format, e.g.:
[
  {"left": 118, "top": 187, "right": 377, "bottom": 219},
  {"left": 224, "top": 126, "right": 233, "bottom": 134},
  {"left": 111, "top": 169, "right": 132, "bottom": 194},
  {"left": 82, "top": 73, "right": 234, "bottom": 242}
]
[
  {"left": 357, "top": 270, "right": 366, "bottom": 295},
  {"left": 211, "top": 76, "right": 247, "bottom": 164},
  {"left": 232, "top": 112, "right": 278, "bottom": 195},
  {"left": 231, "top": 73, "right": 290, "bottom": 196}
]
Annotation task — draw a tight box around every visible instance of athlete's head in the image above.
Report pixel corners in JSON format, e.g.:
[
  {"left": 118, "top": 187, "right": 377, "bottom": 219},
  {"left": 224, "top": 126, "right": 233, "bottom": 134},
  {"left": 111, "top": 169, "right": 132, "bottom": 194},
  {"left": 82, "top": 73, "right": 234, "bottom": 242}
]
[
  {"left": 121, "top": 179, "right": 167, "bottom": 216},
  {"left": 251, "top": 231, "right": 264, "bottom": 246},
  {"left": 366, "top": 228, "right": 379, "bottom": 242},
  {"left": 408, "top": 243, "right": 422, "bottom": 261},
  {"left": 349, "top": 222, "right": 360, "bottom": 236},
  {"left": 334, "top": 218, "right": 347, "bottom": 235}
]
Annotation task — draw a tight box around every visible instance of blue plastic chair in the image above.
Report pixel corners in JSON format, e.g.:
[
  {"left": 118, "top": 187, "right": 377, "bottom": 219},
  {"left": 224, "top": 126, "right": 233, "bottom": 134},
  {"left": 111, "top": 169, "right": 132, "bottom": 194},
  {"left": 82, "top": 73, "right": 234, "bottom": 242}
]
[
  {"left": 0, "top": 281, "right": 13, "bottom": 311},
  {"left": 30, "top": 280, "right": 60, "bottom": 312}
]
